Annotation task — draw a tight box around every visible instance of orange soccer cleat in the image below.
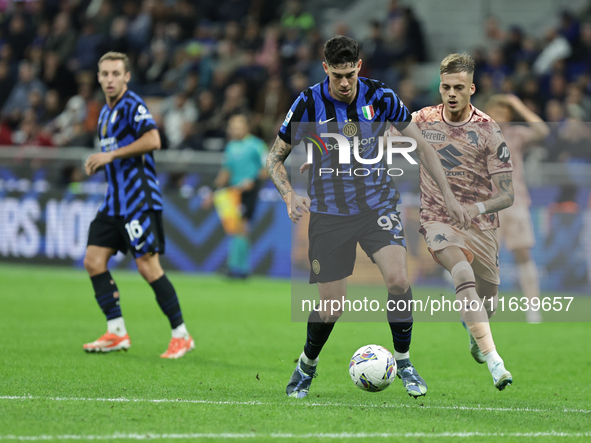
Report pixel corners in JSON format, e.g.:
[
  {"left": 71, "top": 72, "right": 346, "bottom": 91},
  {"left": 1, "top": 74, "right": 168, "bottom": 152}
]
[
  {"left": 83, "top": 332, "right": 131, "bottom": 353},
  {"left": 160, "top": 336, "right": 195, "bottom": 359}
]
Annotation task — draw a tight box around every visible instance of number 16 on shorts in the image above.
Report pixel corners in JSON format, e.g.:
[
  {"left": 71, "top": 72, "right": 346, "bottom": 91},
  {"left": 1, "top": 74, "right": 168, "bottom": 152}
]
[{"left": 125, "top": 219, "right": 146, "bottom": 250}]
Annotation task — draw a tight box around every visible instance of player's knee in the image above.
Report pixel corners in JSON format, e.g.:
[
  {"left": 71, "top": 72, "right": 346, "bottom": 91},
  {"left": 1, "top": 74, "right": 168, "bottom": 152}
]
[
  {"left": 136, "top": 259, "right": 163, "bottom": 283},
  {"left": 449, "top": 261, "right": 475, "bottom": 285},
  {"left": 384, "top": 274, "right": 409, "bottom": 295},
  {"left": 83, "top": 253, "right": 106, "bottom": 276}
]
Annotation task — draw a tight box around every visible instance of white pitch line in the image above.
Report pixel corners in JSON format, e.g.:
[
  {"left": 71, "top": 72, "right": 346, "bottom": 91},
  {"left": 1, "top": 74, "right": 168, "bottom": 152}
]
[
  {"left": 1, "top": 395, "right": 590, "bottom": 415},
  {"left": 1, "top": 432, "right": 591, "bottom": 440}
]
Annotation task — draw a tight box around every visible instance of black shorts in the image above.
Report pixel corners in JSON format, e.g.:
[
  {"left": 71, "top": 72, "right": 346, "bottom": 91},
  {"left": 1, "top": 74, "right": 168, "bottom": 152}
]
[
  {"left": 308, "top": 206, "right": 406, "bottom": 284},
  {"left": 87, "top": 210, "right": 165, "bottom": 258},
  {"left": 241, "top": 180, "right": 261, "bottom": 221}
]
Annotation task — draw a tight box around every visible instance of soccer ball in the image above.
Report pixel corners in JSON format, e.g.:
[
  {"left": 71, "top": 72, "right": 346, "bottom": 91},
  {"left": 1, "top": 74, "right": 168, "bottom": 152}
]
[{"left": 349, "top": 344, "right": 396, "bottom": 392}]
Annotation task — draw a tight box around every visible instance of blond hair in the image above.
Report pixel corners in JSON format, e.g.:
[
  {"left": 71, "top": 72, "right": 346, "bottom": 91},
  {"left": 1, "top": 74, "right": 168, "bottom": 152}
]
[
  {"left": 440, "top": 53, "right": 475, "bottom": 76},
  {"left": 98, "top": 52, "right": 130, "bottom": 73}
]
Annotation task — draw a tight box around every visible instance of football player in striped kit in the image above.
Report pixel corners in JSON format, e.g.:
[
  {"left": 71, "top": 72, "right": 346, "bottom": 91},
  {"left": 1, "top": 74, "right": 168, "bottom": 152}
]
[{"left": 83, "top": 52, "right": 194, "bottom": 359}]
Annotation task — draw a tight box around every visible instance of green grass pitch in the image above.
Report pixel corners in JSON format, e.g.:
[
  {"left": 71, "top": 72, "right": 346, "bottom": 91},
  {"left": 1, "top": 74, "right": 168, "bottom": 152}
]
[{"left": 0, "top": 265, "right": 590, "bottom": 442}]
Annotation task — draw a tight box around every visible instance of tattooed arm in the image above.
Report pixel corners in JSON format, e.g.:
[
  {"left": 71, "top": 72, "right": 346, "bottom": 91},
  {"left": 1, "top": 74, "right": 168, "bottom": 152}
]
[
  {"left": 465, "top": 172, "right": 515, "bottom": 218},
  {"left": 266, "top": 136, "right": 310, "bottom": 224}
]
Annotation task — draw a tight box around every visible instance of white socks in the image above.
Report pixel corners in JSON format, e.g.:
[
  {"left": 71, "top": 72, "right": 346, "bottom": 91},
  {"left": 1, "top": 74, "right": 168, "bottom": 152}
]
[
  {"left": 484, "top": 349, "right": 502, "bottom": 372},
  {"left": 107, "top": 319, "right": 190, "bottom": 339},
  {"left": 394, "top": 351, "right": 410, "bottom": 361},
  {"left": 172, "top": 323, "right": 190, "bottom": 339},
  {"left": 107, "top": 317, "right": 127, "bottom": 337},
  {"left": 301, "top": 351, "right": 319, "bottom": 366}
]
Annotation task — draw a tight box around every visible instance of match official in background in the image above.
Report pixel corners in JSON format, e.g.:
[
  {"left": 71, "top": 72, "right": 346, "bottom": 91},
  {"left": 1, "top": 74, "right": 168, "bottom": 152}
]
[
  {"left": 83, "top": 52, "right": 195, "bottom": 359},
  {"left": 208, "top": 113, "right": 267, "bottom": 278}
]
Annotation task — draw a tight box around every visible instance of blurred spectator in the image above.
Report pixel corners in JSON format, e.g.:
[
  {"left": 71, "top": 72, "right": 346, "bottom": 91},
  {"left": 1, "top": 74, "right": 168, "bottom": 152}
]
[
  {"left": 125, "top": 0, "right": 153, "bottom": 52},
  {"left": 403, "top": 7, "right": 427, "bottom": 63},
  {"left": 5, "top": 14, "right": 33, "bottom": 61},
  {"left": 12, "top": 109, "right": 53, "bottom": 147},
  {"left": 2, "top": 60, "right": 46, "bottom": 121},
  {"left": 44, "top": 12, "right": 76, "bottom": 65},
  {"left": 40, "top": 51, "right": 76, "bottom": 99},
  {"left": 69, "top": 22, "right": 103, "bottom": 72},
  {"left": 137, "top": 40, "right": 170, "bottom": 95},
  {"left": 503, "top": 26, "right": 525, "bottom": 71},
  {"left": 161, "top": 91, "right": 198, "bottom": 150},
  {"left": 101, "top": 16, "right": 129, "bottom": 55},
  {"left": 194, "top": 89, "right": 225, "bottom": 150},
  {"left": 170, "top": 0, "right": 198, "bottom": 41},
  {"left": 89, "top": 0, "right": 117, "bottom": 37},
  {"left": 0, "top": 60, "right": 15, "bottom": 110},
  {"left": 253, "top": 75, "right": 291, "bottom": 141},
  {"left": 281, "top": 0, "right": 315, "bottom": 33},
  {"left": 48, "top": 95, "right": 87, "bottom": 147},
  {"left": 42, "top": 89, "right": 62, "bottom": 126},
  {"left": 533, "top": 29, "right": 572, "bottom": 75}
]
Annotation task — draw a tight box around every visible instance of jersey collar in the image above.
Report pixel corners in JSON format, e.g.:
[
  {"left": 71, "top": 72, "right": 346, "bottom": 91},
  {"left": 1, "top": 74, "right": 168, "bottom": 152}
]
[{"left": 441, "top": 103, "right": 475, "bottom": 127}]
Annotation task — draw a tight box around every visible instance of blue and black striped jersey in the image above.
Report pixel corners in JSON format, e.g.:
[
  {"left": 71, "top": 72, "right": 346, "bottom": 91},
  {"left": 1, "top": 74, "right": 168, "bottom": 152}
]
[
  {"left": 97, "top": 90, "right": 162, "bottom": 217},
  {"left": 278, "top": 77, "right": 412, "bottom": 216}
]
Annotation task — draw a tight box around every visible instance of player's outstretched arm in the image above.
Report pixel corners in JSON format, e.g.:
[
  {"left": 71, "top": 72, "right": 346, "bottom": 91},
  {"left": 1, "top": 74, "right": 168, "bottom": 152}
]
[
  {"left": 401, "top": 124, "right": 472, "bottom": 229},
  {"left": 465, "top": 171, "right": 515, "bottom": 219},
  {"left": 266, "top": 135, "right": 310, "bottom": 224},
  {"left": 506, "top": 94, "right": 550, "bottom": 141},
  {"left": 85, "top": 129, "right": 160, "bottom": 175}
]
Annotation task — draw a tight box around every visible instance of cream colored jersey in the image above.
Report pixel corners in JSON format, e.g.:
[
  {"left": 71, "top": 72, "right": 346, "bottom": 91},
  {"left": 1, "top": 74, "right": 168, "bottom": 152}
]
[
  {"left": 413, "top": 104, "right": 513, "bottom": 231},
  {"left": 499, "top": 124, "right": 533, "bottom": 207}
]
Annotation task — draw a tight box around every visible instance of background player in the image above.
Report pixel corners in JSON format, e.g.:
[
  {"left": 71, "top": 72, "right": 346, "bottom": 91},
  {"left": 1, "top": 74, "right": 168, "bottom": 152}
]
[
  {"left": 206, "top": 113, "right": 267, "bottom": 278},
  {"left": 83, "top": 52, "right": 194, "bottom": 359},
  {"left": 484, "top": 94, "right": 550, "bottom": 323},
  {"left": 267, "top": 36, "right": 470, "bottom": 399},
  {"left": 412, "top": 53, "right": 514, "bottom": 390}
]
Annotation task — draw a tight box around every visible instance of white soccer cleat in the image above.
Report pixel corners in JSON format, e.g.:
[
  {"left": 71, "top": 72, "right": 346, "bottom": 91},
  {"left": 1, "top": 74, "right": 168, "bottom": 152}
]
[{"left": 490, "top": 360, "right": 513, "bottom": 391}]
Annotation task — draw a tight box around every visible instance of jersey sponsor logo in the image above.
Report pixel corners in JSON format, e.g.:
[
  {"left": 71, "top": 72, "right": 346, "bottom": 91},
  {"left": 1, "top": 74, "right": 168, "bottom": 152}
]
[
  {"left": 100, "top": 137, "right": 119, "bottom": 151},
  {"left": 445, "top": 171, "right": 466, "bottom": 177},
  {"left": 497, "top": 142, "right": 510, "bottom": 162},
  {"left": 362, "top": 105, "right": 375, "bottom": 120},
  {"left": 134, "top": 104, "right": 153, "bottom": 122},
  {"left": 437, "top": 144, "right": 463, "bottom": 170},
  {"left": 282, "top": 109, "right": 293, "bottom": 128},
  {"left": 421, "top": 129, "right": 447, "bottom": 142}
]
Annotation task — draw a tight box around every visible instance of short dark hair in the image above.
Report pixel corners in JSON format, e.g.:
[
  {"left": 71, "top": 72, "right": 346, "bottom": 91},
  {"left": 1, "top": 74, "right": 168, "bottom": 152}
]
[{"left": 324, "top": 35, "right": 359, "bottom": 68}]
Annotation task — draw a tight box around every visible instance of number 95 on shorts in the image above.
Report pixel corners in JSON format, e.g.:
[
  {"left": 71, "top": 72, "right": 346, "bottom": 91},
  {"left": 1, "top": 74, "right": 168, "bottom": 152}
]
[{"left": 308, "top": 207, "right": 406, "bottom": 284}]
